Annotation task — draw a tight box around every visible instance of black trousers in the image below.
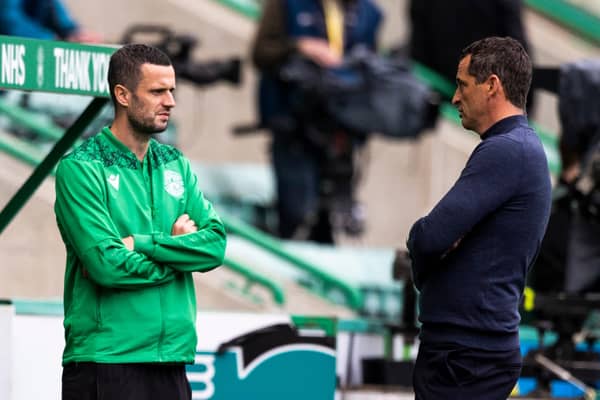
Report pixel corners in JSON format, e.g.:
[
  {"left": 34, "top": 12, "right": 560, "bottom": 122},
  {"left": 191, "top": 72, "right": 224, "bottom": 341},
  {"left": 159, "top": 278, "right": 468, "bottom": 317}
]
[
  {"left": 413, "top": 342, "right": 522, "bottom": 400},
  {"left": 62, "top": 363, "right": 191, "bottom": 400}
]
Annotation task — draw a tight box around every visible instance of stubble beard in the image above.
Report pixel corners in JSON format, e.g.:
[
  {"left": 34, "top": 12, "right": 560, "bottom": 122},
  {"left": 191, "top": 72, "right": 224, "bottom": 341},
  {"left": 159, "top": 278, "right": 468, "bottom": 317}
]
[
  {"left": 127, "top": 111, "right": 168, "bottom": 137},
  {"left": 128, "top": 92, "right": 169, "bottom": 136}
]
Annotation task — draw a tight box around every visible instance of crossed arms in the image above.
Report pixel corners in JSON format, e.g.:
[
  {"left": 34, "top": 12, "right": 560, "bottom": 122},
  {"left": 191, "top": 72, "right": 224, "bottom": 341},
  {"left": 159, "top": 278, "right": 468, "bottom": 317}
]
[{"left": 54, "top": 158, "right": 226, "bottom": 290}]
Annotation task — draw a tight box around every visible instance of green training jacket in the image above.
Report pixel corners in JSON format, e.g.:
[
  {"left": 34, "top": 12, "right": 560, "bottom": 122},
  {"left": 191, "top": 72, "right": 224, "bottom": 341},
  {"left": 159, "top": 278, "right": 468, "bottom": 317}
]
[{"left": 54, "top": 126, "right": 226, "bottom": 365}]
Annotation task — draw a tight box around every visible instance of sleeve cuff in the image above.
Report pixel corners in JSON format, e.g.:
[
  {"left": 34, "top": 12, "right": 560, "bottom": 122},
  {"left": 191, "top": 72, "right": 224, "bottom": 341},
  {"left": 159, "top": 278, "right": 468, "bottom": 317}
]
[{"left": 133, "top": 234, "right": 156, "bottom": 257}]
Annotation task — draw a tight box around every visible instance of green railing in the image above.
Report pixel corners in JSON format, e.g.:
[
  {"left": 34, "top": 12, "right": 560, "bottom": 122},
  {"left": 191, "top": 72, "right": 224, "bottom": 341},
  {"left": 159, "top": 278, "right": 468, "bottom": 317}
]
[
  {"left": 224, "top": 216, "right": 364, "bottom": 309},
  {"left": 525, "top": 0, "right": 600, "bottom": 45},
  {"left": 216, "top": 0, "right": 261, "bottom": 19},
  {"left": 223, "top": 257, "right": 285, "bottom": 305},
  {"left": 0, "top": 101, "right": 64, "bottom": 141},
  {"left": 0, "top": 97, "right": 108, "bottom": 235},
  {"left": 0, "top": 129, "right": 45, "bottom": 167},
  {"left": 10, "top": 298, "right": 64, "bottom": 316}
]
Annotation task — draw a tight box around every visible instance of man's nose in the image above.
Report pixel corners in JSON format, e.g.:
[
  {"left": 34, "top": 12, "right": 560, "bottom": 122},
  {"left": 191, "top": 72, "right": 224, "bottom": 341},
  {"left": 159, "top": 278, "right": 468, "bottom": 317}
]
[
  {"left": 452, "top": 89, "right": 460, "bottom": 105},
  {"left": 164, "top": 92, "right": 176, "bottom": 108}
]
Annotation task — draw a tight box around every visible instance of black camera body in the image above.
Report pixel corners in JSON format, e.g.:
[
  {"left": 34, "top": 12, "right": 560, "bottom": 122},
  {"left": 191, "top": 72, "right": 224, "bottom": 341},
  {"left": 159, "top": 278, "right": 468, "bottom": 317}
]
[
  {"left": 121, "top": 25, "right": 241, "bottom": 87},
  {"left": 573, "top": 142, "right": 600, "bottom": 221},
  {"left": 274, "top": 52, "right": 439, "bottom": 238}
]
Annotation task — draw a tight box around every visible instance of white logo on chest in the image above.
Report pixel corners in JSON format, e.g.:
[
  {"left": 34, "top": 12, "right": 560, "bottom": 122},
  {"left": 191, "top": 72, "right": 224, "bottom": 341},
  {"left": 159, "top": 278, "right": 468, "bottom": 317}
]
[
  {"left": 164, "top": 170, "right": 184, "bottom": 198},
  {"left": 107, "top": 174, "right": 119, "bottom": 190}
]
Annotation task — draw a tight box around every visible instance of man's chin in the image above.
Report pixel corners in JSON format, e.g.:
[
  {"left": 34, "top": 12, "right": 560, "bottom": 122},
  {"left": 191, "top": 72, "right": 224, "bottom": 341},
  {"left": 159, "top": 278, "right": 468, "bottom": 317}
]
[
  {"left": 129, "top": 116, "right": 169, "bottom": 135},
  {"left": 459, "top": 118, "right": 471, "bottom": 131},
  {"left": 143, "top": 123, "right": 169, "bottom": 135},
  {"left": 153, "top": 123, "right": 168, "bottom": 134}
]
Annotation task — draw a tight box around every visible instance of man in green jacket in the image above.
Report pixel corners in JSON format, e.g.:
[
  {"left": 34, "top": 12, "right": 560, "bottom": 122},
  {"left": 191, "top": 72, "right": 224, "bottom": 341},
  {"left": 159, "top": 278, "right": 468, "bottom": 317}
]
[{"left": 54, "top": 44, "right": 227, "bottom": 400}]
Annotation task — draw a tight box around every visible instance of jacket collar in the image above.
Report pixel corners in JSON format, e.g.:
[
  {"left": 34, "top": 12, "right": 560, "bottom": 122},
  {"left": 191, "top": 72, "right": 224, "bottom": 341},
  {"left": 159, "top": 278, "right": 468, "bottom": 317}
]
[{"left": 481, "top": 115, "right": 528, "bottom": 140}]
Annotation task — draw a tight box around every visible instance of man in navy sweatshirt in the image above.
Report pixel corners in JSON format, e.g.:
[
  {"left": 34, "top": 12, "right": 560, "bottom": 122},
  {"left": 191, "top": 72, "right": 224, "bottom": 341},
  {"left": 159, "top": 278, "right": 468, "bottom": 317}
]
[{"left": 407, "top": 36, "right": 551, "bottom": 399}]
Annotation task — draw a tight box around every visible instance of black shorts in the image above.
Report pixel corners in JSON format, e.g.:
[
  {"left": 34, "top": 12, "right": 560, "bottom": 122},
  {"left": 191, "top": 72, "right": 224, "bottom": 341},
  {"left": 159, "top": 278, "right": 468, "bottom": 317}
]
[{"left": 62, "top": 362, "right": 191, "bottom": 400}]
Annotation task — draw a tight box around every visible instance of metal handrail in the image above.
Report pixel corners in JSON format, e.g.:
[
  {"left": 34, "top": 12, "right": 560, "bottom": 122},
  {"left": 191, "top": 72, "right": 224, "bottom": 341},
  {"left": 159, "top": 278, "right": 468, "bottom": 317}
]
[
  {"left": 215, "top": 0, "right": 261, "bottom": 19},
  {"left": 223, "top": 256, "right": 286, "bottom": 305},
  {"left": 0, "top": 100, "right": 64, "bottom": 141},
  {"left": 0, "top": 97, "right": 108, "bottom": 234},
  {"left": 224, "top": 216, "right": 364, "bottom": 309},
  {"left": 525, "top": 0, "right": 600, "bottom": 45},
  {"left": 0, "top": 130, "right": 45, "bottom": 167}
]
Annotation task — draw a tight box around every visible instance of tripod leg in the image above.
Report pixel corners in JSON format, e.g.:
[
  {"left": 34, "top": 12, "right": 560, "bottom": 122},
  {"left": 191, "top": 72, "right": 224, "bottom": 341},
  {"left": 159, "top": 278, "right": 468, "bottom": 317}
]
[{"left": 534, "top": 353, "right": 596, "bottom": 400}]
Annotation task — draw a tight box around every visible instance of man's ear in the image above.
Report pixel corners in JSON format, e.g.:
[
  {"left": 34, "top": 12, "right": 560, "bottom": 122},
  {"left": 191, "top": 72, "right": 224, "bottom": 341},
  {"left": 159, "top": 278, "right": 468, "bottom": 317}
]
[
  {"left": 113, "top": 84, "right": 130, "bottom": 108},
  {"left": 487, "top": 74, "right": 502, "bottom": 97}
]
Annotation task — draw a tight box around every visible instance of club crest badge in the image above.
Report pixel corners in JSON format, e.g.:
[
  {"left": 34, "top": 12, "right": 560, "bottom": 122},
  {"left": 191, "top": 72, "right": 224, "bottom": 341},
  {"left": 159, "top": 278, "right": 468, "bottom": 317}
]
[
  {"left": 107, "top": 174, "right": 119, "bottom": 190},
  {"left": 164, "top": 170, "right": 184, "bottom": 198}
]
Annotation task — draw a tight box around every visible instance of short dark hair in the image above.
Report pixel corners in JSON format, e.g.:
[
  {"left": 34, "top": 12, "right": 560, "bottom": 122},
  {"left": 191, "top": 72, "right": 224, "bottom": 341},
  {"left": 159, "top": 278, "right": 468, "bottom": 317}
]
[
  {"left": 460, "top": 36, "right": 532, "bottom": 109},
  {"left": 107, "top": 44, "right": 172, "bottom": 105}
]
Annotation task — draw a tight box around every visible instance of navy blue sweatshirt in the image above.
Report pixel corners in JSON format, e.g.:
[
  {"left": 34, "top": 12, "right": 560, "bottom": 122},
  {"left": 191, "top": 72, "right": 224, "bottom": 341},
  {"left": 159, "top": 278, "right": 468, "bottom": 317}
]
[{"left": 407, "top": 115, "right": 551, "bottom": 351}]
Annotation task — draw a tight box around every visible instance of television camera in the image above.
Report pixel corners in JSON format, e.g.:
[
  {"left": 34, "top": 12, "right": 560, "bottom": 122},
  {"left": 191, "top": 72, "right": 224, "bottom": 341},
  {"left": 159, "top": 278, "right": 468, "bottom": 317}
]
[{"left": 121, "top": 25, "right": 241, "bottom": 87}]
